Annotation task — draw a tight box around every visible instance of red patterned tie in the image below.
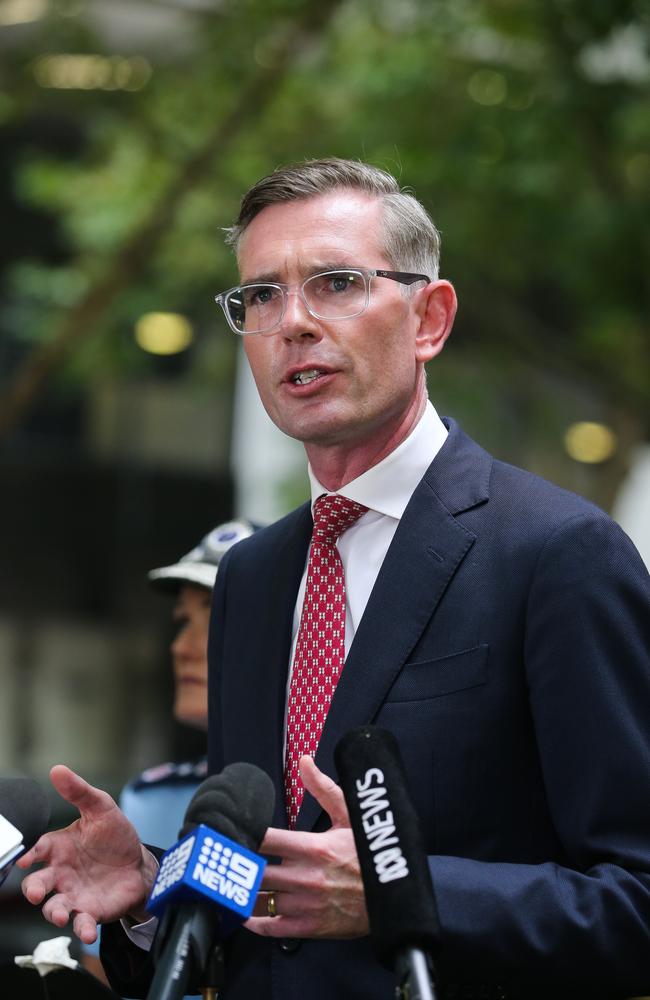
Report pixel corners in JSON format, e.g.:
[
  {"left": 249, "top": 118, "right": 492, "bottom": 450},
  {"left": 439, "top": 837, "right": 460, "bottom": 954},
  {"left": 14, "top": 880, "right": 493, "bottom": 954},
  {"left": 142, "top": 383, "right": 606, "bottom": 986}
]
[{"left": 284, "top": 493, "right": 368, "bottom": 828}]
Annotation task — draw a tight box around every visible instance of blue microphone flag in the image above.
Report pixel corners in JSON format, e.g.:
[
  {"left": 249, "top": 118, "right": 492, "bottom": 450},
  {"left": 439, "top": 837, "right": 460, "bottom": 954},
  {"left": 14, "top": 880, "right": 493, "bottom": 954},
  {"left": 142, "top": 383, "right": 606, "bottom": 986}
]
[{"left": 146, "top": 822, "right": 266, "bottom": 932}]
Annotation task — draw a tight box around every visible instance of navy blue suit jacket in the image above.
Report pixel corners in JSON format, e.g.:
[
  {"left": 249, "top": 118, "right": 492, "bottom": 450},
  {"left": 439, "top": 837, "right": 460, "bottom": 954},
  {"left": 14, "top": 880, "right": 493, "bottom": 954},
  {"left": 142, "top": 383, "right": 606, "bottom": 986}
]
[
  {"left": 207, "top": 419, "right": 650, "bottom": 998},
  {"left": 102, "top": 419, "right": 650, "bottom": 999}
]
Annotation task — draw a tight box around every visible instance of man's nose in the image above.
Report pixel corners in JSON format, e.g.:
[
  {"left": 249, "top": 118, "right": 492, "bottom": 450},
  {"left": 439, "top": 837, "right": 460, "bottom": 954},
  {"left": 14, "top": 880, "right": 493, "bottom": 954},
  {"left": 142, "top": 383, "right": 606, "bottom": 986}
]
[{"left": 278, "top": 288, "right": 322, "bottom": 341}]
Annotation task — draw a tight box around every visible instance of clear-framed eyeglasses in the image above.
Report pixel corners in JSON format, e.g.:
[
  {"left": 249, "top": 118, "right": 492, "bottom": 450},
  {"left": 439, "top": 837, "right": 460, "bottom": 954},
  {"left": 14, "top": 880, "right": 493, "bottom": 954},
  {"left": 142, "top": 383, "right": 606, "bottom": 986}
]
[{"left": 214, "top": 267, "right": 430, "bottom": 336}]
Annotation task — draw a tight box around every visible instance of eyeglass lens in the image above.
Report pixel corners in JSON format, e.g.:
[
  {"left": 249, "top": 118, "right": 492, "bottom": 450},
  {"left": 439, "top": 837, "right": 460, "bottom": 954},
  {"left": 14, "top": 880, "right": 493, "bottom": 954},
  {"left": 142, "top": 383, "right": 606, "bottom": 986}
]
[{"left": 226, "top": 270, "right": 368, "bottom": 334}]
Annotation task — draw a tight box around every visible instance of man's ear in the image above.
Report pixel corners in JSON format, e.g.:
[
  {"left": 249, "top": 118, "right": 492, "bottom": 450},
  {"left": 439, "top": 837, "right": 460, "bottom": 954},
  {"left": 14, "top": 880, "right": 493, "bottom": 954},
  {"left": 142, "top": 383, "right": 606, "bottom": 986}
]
[{"left": 414, "top": 280, "right": 457, "bottom": 363}]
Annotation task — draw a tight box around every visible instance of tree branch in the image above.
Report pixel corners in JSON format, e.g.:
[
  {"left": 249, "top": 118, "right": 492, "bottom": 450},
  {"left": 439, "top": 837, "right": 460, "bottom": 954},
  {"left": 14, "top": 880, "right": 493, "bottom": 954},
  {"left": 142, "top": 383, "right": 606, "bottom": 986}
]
[{"left": 0, "top": 0, "right": 344, "bottom": 441}]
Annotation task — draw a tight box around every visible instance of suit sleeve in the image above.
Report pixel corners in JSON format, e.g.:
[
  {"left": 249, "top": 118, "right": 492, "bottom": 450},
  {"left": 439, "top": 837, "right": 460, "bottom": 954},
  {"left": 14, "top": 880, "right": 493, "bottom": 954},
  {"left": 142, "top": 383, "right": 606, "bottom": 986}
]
[
  {"left": 429, "top": 511, "right": 650, "bottom": 995},
  {"left": 99, "top": 844, "right": 165, "bottom": 998}
]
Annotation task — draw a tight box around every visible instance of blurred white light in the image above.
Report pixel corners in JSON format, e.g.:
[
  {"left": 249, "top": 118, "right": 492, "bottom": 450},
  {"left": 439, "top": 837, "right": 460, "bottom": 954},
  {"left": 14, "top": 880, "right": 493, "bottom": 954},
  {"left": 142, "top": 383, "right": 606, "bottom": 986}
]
[
  {"left": 579, "top": 23, "right": 650, "bottom": 84},
  {"left": 564, "top": 422, "right": 618, "bottom": 464},
  {"left": 135, "top": 313, "right": 194, "bottom": 355},
  {"left": 32, "top": 54, "right": 152, "bottom": 91},
  {"left": 0, "top": 0, "right": 47, "bottom": 26}
]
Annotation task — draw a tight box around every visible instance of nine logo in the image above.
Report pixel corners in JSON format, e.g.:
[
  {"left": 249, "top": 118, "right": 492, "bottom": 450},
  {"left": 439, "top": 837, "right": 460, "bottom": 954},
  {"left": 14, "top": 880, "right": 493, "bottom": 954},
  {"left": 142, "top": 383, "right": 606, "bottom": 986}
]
[{"left": 147, "top": 824, "right": 266, "bottom": 921}]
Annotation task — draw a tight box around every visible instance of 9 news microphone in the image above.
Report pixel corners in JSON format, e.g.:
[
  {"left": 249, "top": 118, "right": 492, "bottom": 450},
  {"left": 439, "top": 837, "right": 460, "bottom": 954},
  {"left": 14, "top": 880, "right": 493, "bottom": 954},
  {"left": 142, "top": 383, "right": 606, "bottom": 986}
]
[
  {"left": 0, "top": 776, "right": 50, "bottom": 888},
  {"left": 145, "top": 762, "right": 274, "bottom": 1000},
  {"left": 335, "top": 727, "right": 440, "bottom": 1000}
]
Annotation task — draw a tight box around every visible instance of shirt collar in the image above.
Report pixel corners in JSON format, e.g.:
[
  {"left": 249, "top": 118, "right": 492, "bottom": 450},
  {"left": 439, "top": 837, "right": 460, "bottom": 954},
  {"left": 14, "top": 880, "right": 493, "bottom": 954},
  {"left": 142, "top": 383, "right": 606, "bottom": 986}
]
[{"left": 308, "top": 401, "right": 447, "bottom": 520}]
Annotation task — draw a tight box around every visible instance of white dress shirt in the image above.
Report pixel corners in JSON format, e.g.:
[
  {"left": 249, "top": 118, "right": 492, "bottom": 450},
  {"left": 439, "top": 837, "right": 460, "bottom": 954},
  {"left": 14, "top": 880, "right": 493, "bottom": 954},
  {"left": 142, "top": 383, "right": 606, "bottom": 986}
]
[
  {"left": 125, "top": 401, "right": 447, "bottom": 948},
  {"left": 290, "top": 400, "right": 448, "bottom": 662}
]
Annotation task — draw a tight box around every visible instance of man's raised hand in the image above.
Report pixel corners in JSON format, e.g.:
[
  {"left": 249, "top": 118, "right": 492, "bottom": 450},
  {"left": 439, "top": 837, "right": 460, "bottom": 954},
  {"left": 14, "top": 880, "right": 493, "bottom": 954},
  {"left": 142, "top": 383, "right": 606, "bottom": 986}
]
[
  {"left": 247, "top": 756, "right": 369, "bottom": 940},
  {"left": 18, "top": 764, "right": 158, "bottom": 944}
]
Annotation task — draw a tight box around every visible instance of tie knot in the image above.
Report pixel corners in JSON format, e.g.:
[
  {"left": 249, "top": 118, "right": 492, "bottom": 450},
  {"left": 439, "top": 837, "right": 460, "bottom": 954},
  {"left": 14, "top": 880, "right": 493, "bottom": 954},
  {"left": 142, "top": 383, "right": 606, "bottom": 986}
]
[{"left": 312, "top": 494, "right": 368, "bottom": 545}]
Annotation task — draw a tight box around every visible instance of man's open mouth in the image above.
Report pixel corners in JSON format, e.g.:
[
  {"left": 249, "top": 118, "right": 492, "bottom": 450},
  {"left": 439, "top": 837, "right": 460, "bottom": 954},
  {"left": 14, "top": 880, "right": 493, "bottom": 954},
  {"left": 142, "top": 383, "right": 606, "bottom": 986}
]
[{"left": 291, "top": 369, "right": 324, "bottom": 385}]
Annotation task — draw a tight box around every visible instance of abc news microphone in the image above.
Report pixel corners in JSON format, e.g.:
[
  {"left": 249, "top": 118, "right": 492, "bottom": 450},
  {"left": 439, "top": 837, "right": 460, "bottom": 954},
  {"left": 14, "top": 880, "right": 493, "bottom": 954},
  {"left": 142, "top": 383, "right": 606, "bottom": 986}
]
[
  {"left": 0, "top": 776, "right": 50, "bottom": 888},
  {"left": 145, "top": 762, "right": 274, "bottom": 1000},
  {"left": 335, "top": 726, "right": 440, "bottom": 1000}
]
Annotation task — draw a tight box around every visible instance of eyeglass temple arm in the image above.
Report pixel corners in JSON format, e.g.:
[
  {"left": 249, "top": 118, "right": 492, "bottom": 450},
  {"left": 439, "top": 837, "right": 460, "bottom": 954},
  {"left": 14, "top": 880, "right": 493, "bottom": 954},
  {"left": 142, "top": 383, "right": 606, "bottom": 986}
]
[{"left": 374, "top": 270, "right": 431, "bottom": 285}]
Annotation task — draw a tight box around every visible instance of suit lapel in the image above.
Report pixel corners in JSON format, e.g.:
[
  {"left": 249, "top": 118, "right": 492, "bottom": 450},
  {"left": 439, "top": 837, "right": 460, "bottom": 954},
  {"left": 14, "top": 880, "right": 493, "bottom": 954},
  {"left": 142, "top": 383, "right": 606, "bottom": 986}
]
[
  {"left": 226, "top": 504, "right": 312, "bottom": 830},
  {"left": 298, "top": 421, "right": 492, "bottom": 831}
]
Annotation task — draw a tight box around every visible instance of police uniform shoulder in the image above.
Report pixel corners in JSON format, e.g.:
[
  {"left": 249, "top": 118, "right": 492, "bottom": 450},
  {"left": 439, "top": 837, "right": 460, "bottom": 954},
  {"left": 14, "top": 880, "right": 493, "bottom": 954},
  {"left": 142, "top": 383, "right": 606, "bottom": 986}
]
[{"left": 130, "top": 757, "right": 208, "bottom": 791}]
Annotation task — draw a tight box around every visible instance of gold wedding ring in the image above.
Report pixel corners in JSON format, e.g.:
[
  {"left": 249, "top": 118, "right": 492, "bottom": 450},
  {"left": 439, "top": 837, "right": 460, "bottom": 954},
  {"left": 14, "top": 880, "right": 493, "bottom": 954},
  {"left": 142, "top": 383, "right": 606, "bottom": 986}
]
[{"left": 267, "top": 892, "right": 277, "bottom": 918}]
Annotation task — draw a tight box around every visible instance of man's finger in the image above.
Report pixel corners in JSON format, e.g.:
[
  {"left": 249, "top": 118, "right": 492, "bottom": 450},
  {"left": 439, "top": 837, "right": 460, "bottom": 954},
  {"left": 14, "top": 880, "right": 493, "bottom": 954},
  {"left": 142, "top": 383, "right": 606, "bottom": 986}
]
[
  {"left": 300, "top": 756, "right": 350, "bottom": 829},
  {"left": 259, "top": 827, "right": 315, "bottom": 859},
  {"left": 251, "top": 891, "right": 274, "bottom": 918},
  {"left": 246, "top": 914, "right": 316, "bottom": 938},
  {"left": 73, "top": 912, "right": 99, "bottom": 945},
  {"left": 21, "top": 867, "right": 58, "bottom": 905},
  {"left": 259, "top": 864, "right": 307, "bottom": 893},
  {"left": 246, "top": 914, "right": 289, "bottom": 936},
  {"left": 250, "top": 889, "right": 306, "bottom": 918},
  {"left": 42, "top": 892, "right": 75, "bottom": 928},
  {"left": 49, "top": 765, "right": 116, "bottom": 817},
  {"left": 17, "top": 833, "right": 52, "bottom": 870}
]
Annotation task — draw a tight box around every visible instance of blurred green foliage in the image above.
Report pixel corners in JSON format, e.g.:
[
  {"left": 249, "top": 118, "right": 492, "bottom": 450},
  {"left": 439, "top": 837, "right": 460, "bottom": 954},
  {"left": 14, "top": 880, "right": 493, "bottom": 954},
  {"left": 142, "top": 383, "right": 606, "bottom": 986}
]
[{"left": 0, "top": 0, "right": 648, "bottom": 460}]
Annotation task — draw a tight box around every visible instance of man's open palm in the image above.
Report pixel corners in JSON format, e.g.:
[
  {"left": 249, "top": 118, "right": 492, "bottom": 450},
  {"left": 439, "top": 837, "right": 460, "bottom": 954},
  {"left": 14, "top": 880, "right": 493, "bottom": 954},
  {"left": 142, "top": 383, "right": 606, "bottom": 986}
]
[{"left": 18, "top": 765, "right": 158, "bottom": 943}]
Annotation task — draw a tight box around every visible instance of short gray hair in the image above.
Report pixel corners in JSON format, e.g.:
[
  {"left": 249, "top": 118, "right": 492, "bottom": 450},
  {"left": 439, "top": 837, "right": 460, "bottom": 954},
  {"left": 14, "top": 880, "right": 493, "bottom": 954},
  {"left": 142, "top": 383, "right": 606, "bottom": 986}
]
[{"left": 225, "top": 158, "right": 441, "bottom": 280}]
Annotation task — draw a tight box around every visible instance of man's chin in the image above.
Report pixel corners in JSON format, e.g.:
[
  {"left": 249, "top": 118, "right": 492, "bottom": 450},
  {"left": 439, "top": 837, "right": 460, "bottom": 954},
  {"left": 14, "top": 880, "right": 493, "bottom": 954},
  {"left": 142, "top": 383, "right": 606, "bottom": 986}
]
[{"left": 275, "top": 407, "right": 361, "bottom": 447}]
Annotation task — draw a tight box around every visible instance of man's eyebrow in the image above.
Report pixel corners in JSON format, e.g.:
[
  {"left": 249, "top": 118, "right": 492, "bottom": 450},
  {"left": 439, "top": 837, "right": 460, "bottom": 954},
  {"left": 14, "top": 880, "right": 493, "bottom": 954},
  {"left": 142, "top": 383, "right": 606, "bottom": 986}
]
[
  {"left": 314, "top": 261, "right": 364, "bottom": 274},
  {"left": 241, "top": 269, "right": 281, "bottom": 284},
  {"left": 241, "top": 262, "right": 363, "bottom": 284}
]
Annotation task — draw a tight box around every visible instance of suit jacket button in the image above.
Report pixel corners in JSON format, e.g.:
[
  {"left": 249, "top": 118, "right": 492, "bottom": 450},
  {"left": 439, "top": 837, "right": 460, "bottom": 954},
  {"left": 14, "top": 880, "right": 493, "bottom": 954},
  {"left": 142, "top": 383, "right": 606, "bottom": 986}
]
[{"left": 279, "top": 938, "right": 301, "bottom": 953}]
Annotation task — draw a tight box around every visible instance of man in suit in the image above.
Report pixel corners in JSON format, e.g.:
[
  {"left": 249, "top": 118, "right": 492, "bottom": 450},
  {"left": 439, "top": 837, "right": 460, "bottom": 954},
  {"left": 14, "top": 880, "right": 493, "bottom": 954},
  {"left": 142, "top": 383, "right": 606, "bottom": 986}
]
[{"left": 20, "top": 158, "right": 650, "bottom": 999}]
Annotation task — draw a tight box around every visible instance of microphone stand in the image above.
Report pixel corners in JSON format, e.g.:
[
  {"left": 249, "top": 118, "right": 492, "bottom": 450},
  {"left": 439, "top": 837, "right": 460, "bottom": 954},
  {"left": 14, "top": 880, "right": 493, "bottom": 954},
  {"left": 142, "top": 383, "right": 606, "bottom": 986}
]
[
  {"left": 147, "top": 902, "right": 224, "bottom": 1000},
  {"left": 396, "top": 948, "right": 438, "bottom": 1000},
  {"left": 199, "top": 940, "right": 225, "bottom": 1000}
]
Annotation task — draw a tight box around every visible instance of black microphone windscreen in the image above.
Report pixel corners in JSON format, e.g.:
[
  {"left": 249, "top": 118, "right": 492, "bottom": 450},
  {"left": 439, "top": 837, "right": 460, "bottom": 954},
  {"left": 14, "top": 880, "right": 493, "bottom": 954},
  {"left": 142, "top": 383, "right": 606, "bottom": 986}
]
[
  {"left": 335, "top": 726, "right": 440, "bottom": 966},
  {"left": 0, "top": 776, "right": 51, "bottom": 849},
  {"left": 179, "top": 762, "right": 275, "bottom": 851}
]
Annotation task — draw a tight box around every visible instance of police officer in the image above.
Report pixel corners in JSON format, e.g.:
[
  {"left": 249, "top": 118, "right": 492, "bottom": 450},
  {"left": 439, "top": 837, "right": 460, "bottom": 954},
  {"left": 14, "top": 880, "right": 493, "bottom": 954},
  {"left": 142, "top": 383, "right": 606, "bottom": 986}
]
[{"left": 82, "top": 521, "right": 254, "bottom": 985}]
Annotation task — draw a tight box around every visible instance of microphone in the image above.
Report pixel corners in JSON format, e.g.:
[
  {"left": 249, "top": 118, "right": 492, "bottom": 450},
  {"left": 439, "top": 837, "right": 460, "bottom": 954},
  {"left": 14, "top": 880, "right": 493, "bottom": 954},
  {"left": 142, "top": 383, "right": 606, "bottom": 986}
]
[
  {"left": 0, "top": 777, "right": 50, "bottom": 888},
  {"left": 335, "top": 726, "right": 440, "bottom": 1000},
  {"left": 145, "top": 762, "right": 274, "bottom": 1000}
]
